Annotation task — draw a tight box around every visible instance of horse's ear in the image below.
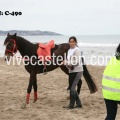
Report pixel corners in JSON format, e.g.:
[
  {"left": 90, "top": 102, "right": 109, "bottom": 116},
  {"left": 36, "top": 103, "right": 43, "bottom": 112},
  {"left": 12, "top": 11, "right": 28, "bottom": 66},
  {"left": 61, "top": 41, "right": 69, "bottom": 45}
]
[
  {"left": 7, "top": 33, "right": 10, "bottom": 36},
  {"left": 14, "top": 33, "right": 17, "bottom": 37}
]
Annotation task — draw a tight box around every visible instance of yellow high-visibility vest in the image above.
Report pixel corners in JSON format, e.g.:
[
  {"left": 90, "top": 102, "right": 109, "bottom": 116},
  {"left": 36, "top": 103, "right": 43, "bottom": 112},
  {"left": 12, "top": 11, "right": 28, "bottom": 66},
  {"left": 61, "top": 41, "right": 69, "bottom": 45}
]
[{"left": 102, "top": 57, "right": 120, "bottom": 101}]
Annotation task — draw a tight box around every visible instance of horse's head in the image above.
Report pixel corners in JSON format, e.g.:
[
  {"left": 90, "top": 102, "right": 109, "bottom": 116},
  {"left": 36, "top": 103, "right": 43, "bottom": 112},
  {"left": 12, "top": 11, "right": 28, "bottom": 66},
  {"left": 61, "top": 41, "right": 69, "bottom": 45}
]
[{"left": 4, "top": 33, "right": 18, "bottom": 61}]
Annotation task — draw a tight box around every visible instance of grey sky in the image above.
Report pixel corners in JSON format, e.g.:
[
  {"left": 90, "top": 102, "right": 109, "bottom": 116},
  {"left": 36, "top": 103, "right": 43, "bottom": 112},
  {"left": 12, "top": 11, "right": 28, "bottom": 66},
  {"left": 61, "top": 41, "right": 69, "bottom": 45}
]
[{"left": 0, "top": 0, "right": 120, "bottom": 35}]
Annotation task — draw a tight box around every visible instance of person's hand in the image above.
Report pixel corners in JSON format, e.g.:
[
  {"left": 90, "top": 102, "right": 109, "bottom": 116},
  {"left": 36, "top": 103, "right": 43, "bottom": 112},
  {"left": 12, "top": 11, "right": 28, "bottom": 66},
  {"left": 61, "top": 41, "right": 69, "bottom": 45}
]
[
  {"left": 60, "top": 61, "right": 64, "bottom": 65},
  {"left": 60, "top": 60, "right": 67, "bottom": 65}
]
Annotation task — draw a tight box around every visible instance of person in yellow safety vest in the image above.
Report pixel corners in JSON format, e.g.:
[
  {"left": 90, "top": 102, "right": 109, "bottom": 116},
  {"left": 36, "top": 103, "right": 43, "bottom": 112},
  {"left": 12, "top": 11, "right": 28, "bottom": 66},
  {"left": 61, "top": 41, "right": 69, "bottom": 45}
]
[{"left": 102, "top": 44, "right": 120, "bottom": 120}]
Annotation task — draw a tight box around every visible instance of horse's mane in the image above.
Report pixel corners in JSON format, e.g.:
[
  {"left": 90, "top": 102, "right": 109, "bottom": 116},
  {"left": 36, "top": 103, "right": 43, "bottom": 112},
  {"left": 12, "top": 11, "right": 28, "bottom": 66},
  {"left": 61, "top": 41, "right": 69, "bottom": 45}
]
[
  {"left": 17, "top": 36, "right": 38, "bottom": 57},
  {"left": 16, "top": 36, "right": 35, "bottom": 47}
]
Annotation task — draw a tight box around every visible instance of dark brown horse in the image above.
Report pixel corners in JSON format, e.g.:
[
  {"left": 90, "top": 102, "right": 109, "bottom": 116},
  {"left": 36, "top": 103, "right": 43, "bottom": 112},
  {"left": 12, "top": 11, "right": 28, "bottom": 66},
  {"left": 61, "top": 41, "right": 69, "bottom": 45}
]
[{"left": 4, "top": 33, "right": 97, "bottom": 108}]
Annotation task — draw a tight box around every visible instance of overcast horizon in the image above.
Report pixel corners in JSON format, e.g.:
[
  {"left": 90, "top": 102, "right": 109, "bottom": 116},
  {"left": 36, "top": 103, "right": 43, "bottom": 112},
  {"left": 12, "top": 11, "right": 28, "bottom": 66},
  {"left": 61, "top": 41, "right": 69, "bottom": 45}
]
[{"left": 0, "top": 0, "right": 120, "bottom": 35}]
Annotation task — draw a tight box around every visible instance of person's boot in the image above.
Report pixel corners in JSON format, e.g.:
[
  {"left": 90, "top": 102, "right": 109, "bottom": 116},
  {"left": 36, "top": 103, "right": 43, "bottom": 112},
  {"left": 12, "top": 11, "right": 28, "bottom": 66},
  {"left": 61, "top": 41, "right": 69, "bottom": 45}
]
[
  {"left": 63, "top": 90, "right": 76, "bottom": 109},
  {"left": 75, "top": 92, "right": 82, "bottom": 108}
]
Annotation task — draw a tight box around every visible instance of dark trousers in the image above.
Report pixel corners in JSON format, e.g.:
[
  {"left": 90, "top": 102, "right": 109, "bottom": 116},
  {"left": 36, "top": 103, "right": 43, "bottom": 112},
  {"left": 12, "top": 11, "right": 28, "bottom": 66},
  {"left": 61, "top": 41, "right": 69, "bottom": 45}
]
[
  {"left": 69, "top": 72, "right": 83, "bottom": 92},
  {"left": 104, "top": 99, "right": 118, "bottom": 120}
]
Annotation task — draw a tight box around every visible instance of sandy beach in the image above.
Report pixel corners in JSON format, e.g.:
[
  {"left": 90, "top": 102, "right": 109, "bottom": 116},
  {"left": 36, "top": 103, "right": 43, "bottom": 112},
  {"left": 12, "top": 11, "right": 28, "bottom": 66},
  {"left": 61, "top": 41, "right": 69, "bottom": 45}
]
[{"left": 0, "top": 58, "right": 120, "bottom": 120}]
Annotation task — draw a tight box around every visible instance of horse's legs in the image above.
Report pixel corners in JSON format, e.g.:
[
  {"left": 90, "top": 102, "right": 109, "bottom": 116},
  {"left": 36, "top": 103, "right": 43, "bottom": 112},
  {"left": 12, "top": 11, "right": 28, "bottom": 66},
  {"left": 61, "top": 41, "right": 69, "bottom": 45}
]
[
  {"left": 33, "top": 76, "right": 38, "bottom": 103},
  {"left": 26, "top": 73, "right": 36, "bottom": 104}
]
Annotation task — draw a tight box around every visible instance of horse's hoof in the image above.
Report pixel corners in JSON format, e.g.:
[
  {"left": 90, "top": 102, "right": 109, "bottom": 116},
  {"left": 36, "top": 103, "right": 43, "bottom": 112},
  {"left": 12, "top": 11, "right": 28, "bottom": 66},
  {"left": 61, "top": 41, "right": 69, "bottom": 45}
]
[
  {"left": 33, "top": 99, "right": 37, "bottom": 103},
  {"left": 21, "top": 103, "right": 26, "bottom": 109}
]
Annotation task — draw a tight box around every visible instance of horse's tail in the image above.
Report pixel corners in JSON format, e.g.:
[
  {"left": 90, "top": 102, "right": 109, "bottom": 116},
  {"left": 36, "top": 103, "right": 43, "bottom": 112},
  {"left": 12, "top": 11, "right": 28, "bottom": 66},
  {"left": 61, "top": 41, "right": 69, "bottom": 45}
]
[{"left": 82, "top": 57, "right": 98, "bottom": 93}]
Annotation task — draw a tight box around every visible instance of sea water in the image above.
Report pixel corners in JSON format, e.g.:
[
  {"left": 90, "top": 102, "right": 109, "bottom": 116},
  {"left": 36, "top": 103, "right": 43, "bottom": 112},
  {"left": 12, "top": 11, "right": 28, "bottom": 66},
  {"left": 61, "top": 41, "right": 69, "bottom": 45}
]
[{"left": 0, "top": 35, "right": 120, "bottom": 66}]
